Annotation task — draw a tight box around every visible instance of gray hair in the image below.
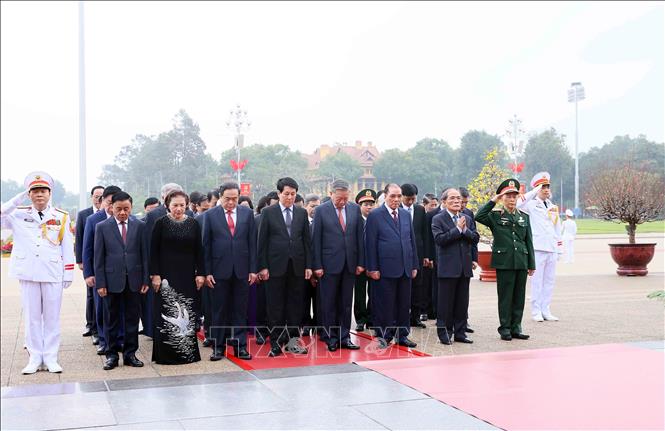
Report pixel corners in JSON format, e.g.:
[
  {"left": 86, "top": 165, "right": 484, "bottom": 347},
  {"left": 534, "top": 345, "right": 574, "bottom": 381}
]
[
  {"left": 304, "top": 193, "right": 320, "bottom": 205},
  {"left": 161, "top": 183, "right": 183, "bottom": 199},
  {"left": 330, "top": 179, "right": 350, "bottom": 191},
  {"left": 440, "top": 187, "right": 459, "bottom": 201}
]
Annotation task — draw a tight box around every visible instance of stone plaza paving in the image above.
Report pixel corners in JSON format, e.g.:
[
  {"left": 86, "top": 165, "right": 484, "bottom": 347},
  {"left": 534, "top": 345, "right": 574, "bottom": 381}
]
[{"left": 1, "top": 233, "right": 663, "bottom": 430}]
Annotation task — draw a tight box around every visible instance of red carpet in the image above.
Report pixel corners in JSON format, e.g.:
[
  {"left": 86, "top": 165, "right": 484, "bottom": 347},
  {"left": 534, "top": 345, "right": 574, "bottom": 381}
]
[
  {"left": 358, "top": 343, "right": 664, "bottom": 430},
  {"left": 222, "top": 331, "right": 428, "bottom": 371}
]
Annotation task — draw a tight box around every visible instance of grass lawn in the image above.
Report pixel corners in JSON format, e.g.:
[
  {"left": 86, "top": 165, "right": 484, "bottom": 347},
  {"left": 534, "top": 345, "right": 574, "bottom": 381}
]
[{"left": 576, "top": 219, "right": 665, "bottom": 235}]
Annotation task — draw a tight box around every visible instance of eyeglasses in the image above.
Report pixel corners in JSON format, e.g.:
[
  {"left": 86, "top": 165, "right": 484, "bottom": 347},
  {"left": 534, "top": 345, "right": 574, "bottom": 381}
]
[{"left": 447, "top": 197, "right": 462, "bottom": 201}]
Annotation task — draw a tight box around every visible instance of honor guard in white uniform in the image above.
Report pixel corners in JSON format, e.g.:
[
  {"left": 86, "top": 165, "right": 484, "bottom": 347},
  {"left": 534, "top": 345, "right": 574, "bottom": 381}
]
[
  {"left": 561, "top": 209, "right": 577, "bottom": 263},
  {"left": 1, "top": 172, "right": 75, "bottom": 374},
  {"left": 517, "top": 172, "right": 563, "bottom": 322}
]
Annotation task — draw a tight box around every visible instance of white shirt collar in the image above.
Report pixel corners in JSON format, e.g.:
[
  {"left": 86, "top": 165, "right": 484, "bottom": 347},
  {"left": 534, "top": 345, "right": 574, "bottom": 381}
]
[
  {"left": 223, "top": 206, "right": 237, "bottom": 215},
  {"left": 446, "top": 209, "right": 460, "bottom": 219},
  {"left": 384, "top": 202, "right": 397, "bottom": 214},
  {"left": 114, "top": 217, "right": 128, "bottom": 225},
  {"left": 105, "top": 210, "right": 112, "bottom": 219},
  {"left": 279, "top": 203, "right": 292, "bottom": 212}
]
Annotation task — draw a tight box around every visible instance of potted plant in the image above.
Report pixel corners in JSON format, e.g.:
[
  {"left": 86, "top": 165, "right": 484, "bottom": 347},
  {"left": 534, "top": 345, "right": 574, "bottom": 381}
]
[
  {"left": 467, "top": 148, "right": 511, "bottom": 282},
  {"left": 586, "top": 165, "right": 664, "bottom": 276}
]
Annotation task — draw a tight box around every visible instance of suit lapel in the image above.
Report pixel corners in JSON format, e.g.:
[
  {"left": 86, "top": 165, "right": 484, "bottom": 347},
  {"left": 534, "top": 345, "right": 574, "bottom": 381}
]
[
  {"left": 218, "top": 207, "right": 231, "bottom": 237},
  {"left": 109, "top": 218, "right": 124, "bottom": 248},
  {"left": 329, "top": 202, "right": 344, "bottom": 234},
  {"left": 382, "top": 206, "right": 400, "bottom": 234}
]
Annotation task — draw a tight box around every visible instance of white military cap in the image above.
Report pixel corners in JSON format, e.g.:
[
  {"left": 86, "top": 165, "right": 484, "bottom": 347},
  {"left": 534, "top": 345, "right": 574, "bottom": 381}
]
[
  {"left": 565, "top": 209, "right": 574, "bottom": 217},
  {"left": 24, "top": 171, "right": 54, "bottom": 191},
  {"left": 530, "top": 172, "right": 550, "bottom": 189}
]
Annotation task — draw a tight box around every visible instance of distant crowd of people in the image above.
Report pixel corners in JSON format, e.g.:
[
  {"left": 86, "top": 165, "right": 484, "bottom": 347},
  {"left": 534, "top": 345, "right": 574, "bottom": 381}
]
[{"left": 1, "top": 169, "right": 576, "bottom": 373}]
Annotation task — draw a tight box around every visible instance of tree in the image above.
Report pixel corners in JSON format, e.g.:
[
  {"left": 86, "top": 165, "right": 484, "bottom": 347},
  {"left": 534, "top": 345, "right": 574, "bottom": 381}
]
[
  {"left": 99, "top": 110, "right": 221, "bottom": 205},
  {"left": 454, "top": 131, "right": 507, "bottom": 187},
  {"left": 220, "top": 144, "right": 308, "bottom": 197},
  {"left": 317, "top": 152, "right": 363, "bottom": 184},
  {"left": 1, "top": 179, "right": 22, "bottom": 202},
  {"left": 522, "top": 128, "right": 574, "bottom": 209},
  {"left": 467, "top": 148, "right": 511, "bottom": 244},
  {"left": 580, "top": 135, "right": 665, "bottom": 204},
  {"left": 587, "top": 165, "right": 665, "bottom": 244},
  {"left": 373, "top": 148, "right": 411, "bottom": 186}
]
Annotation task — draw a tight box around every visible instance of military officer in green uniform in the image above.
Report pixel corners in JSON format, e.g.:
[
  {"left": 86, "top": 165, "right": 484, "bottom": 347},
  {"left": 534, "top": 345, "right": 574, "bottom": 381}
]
[{"left": 475, "top": 179, "right": 535, "bottom": 341}]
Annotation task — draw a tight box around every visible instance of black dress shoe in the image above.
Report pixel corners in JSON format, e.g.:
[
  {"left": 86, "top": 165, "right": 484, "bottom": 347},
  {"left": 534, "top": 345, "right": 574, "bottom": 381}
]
[
  {"left": 202, "top": 338, "right": 213, "bottom": 348},
  {"left": 464, "top": 327, "right": 475, "bottom": 333},
  {"left": 124, "top": 355, "right": 144, "bottom": 367},
  {"left": 91, "top": 335, "right": 100, "bottom": 345},
  {"left": 268, "top": 345, "right": 282, "bottom": 357},
  {"left": 327, "top": 343, "right": 338, "bottom": 352},
  {"left": 96, "top": 346, "right": 106, "bottom": 355},
  {"left": 419, "top": 314, "right": 428, "bottom": 322},
  {"left": 376, "top": 338, "right": 390, "bottom": 349},
  {"left": 209, "top": 350, "right": 225, "bottom": 361},
  {"left": 398, "top": 338, "right": 417, "bottom": 348},
  {"left": 355, "top": 324, "right": 365, "bottom": 331},
  {"left": 255, "top": 335, "right": 266, "bottom": 345},
  {"left": 511, "top": 333, "right": 530, "bottom": 340},
  {"left": 439, "top": 338, "right": 452, "bottom": 345},
  {"left": 411, "top": 321, "right": 427, "bottom": 329},
  {"left": 501, "top": 334, "right": 513, "bottom": 341},
  {"left": 340, "top": 341, "right": 360, "bottom": 350},
  {"left": 138, "top": 329, "right": 145, "bottom": 335},
  {"left": 454, "top": 337, "right": 474, "bottom": 344},
  {"left": 234, "top": 348, "right": 252, "bottom": 360},
  {"left": 103, "top": 358, "right": 118, "bottom": 370},
  {"left": 82, "top": 329, "right": 93, "bottom": 337}
]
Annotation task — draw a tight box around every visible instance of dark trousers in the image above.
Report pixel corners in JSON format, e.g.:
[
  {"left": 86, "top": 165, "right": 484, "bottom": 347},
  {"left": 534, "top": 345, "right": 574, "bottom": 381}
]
[
  {"left": 370, "top": 275, "right": 411, "bottom": 342},
  {"left": 430, "top": 262, "right": 438, "bottom": 319},
  {"left": 319, "top": 267, "right": 355, "bottom": 345},
  {"left": 209, "top": 276, "right": 249, "bottom": 351},
  {"left": 85, "top": 285, "right": 97, "bottom": 333},
  {"left": 353, "top": 272, "right": 371, "bottom": 326},
  {"left": 436, "top": 277, "right": 470, "bottom": 341},
  {"left": 140, "top": 288, "right": 154, "bottom": 338},
  {"left": 94, "top": 286, "right": 124, "bottom": 349},
  {"left": 422, "top": 266, "right": 434, "bottom": 319},
  {"left": 254, "top": 282, "right": 271, "bottom": 340},
  {"left": 202, "top": 284, "right": 212, "bottom": 338},
  {"left": 410, "top": 267, "right": 425, "bottom": 323},
  {"left": 301, "top": 278, "right": 318, "bottom": 328},
  {"left": 265, "top": 260, "right": 305, "bottom": 346},
  {"left": 496, "top": 269, "right": 528, "bottom": 336},
  {"left": 104, "top": 284, "right": 140, "bottom": 360}
]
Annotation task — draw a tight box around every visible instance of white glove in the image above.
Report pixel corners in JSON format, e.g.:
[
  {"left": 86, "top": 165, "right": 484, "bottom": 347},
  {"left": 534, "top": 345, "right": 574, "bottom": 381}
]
[
  {"left": 14, "top": 190, "right": 29, "bottom": 204},
  {"left": 63, "top": 281, "right": 72, "bottom": 289}
]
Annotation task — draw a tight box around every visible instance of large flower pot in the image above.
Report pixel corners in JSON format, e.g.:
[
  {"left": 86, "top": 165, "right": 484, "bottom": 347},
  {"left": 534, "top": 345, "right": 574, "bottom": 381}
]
[
  {"left": 608, "top": 243, "right": 656, "bottom": 276},
  {"left": 477, "top": 250, "right": 496, "bottom": 282}
]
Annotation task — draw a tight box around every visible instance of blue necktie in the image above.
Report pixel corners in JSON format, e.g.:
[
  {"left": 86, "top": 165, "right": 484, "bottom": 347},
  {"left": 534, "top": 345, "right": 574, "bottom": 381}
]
[{"left": 285, "top": 207, "right": 292, "bottom": 236}]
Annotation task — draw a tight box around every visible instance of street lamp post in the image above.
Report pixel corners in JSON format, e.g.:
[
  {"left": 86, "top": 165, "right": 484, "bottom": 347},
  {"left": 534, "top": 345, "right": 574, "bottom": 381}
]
[
  {"left": 226, "top": 105, "right": 251, "bottom": 184},
  {"left": 504, "top": 114, "right": 526, "bottom": 180},
  {"left": 568, "top": 82, "right": 585, "bottom": 214}
]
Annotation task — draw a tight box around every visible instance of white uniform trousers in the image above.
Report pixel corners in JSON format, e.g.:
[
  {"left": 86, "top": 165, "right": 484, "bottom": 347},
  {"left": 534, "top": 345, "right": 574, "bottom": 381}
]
[
  {"left": 563, "top": 239, "right": 575, "bottom": 263},
  {"left": 530, "top": 251, "right": 557, "bottom": 318},
  {"left": 20, "top": 281, "right": 63, "bottom": 364}
]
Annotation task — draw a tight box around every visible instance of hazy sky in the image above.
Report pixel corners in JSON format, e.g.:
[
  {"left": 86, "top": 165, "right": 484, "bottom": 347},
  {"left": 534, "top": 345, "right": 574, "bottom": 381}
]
[{"left": 1, "top": 1, "right": 663, "bottom": 193}]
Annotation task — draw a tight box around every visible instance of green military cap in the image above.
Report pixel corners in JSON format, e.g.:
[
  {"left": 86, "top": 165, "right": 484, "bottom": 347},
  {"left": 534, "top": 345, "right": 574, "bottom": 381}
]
[
  {"left": 496, "top": 178, "right": 520, "bottom": 196},
  {"left": 355, "top": 188, "right": 377, "bottom": 204}
]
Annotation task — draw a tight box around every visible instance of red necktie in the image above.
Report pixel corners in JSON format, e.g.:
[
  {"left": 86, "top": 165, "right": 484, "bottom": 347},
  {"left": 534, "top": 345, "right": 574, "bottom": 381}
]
[
  {"left": 227, "top": 210, "right": 235, "bottom": 236},
  {"left": 121, "top": 221, "right": 127, "bottom": 244},
  {"left": 338, "top": 207, "right": 346, "bottom": 232}
]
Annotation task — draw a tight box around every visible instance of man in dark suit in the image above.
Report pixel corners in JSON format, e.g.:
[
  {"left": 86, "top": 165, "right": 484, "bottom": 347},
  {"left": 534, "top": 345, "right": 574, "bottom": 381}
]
[
  {"left": 142, "top": 183, "right": 194, "bottom": 338},
  {"left": 82, "top": 185, "right": 122, "bottom": 355},
  {"left": 257, "top": 177, "right": 312, "bottom": 357},
  {"left": 76, "top": 185, "right": 104, "bottom": 340},
  {"left": 203, "top": 182, "right": 257, "bottom": 361},
  {"left": 365, "top": 184, "right": 419, "bottom": 349},
  {"left": 93, "top": 191, "right": 149, "bottom": 370},
  {"left": 302, "top": 193, "right": 320, "bottom": 335},
  {"left": 431, "top": 188, "right": 479, "bottom": 345},
  {"left": 400, "top": 183, "right": 428, "bottom": 329},
  {"left": 312, "top": 180, "right": 364, "bottom": 352}
]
